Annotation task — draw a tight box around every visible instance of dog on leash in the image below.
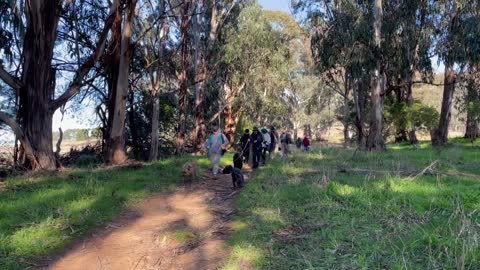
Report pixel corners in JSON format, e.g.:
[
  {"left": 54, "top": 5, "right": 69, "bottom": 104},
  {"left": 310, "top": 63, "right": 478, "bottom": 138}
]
[
  {"left": 182, "top": 161, "right": 198, "bottom": 183},
  {"left": 233, "top": 152, "right": 243, "bottom": 169},
  {"left": 232, "top": 167, "right": 244, "bottom": 189},
  {"left": 222, "top": 165, "right": 244, "bottom": 189}
]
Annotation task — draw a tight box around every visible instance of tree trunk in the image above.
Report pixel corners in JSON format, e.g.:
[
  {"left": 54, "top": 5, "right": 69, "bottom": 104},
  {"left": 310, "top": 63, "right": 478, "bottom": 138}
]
[
  {"left": 16, "top": 1, "right": 62, "bottom": 170},
  {"left": 366, "top": 0, "right": 386, "bottom": 151},
  {"left": 433, "top": 63, "right": 456, "bottom": 145},
  {"left": 192, "top": 0, "right": 206, "bottom": 150},
  {"left": 342, "top": 77, "right": 351, "bottom": 148},
  {"left": 149, "top": 94, "right": 160, "bottom": 160},
  {"left": 464, "top": 81, "right": 480, "bottom": 140},
  {"left": 223, "top": 82, "right": 246, "bottom": 144},
  {"left": 103, "top": 6, "right": 122, "bottom": 155},
  {"left": 175, "top": 0, "right": 191, "bottom": 154},
  {"left": 433, "top": 3, "right": 458, "bottom": 146},
  {"left": 405, "top": 71, "right": 418, "bottom": 144},
  {"left": 353, "top": 79, "right": 367, "bottom": 148},
  {"left": 224, "top": 106, "right": 243, "bottom": 145},
  {"left": 465, "top": 111, "right": 479, "bottom": 140},
  {"left": 106, "top": 0, "right": 136, "bottom": 164},
  {"left": 127, "top": 91, "right": 140, "bottom": 159}
]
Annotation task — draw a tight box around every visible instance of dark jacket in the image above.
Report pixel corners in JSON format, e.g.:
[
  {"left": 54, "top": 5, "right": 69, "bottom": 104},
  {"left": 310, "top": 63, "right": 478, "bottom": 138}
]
[
  {"left": 250, "top": 132, "right": 263, "bottom": 151},
  {"left": 240, "top": 133, "right": 250, "bottom": 149}
]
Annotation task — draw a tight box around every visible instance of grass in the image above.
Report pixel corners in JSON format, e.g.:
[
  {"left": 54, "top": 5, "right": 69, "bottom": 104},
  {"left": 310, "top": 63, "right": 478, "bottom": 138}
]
[
  {"left": 0, "top": 153, "right": 233, "bottom": 270},
  {"left": 223, "top": 140, "right": 480, "bottom": 269}
]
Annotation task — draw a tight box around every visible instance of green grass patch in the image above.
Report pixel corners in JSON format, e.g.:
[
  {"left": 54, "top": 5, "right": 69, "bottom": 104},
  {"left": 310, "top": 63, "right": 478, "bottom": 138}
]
[
  {"left": 0, "top": 153, "right": 233, "bottom": 270},
  {"left": 224, "top": 142, "right": 480, "bottom": 269}
]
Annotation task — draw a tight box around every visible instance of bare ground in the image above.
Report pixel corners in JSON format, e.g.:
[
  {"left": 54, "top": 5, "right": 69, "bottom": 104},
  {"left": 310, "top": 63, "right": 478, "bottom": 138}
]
[{"left": 42, "top": 167, "right": 250, "bottom": 270}]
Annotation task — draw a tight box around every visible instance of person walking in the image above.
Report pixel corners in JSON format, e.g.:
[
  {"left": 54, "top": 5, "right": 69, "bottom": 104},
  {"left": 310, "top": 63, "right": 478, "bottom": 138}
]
[
  {"left": 303, "top": 135, "right": 310, "bottom": 151},
  {"left": 239, "top": 129, "right": 251, "bottom": 163},
  {"left": 261, "top": 128, "right": 271, "bottom": 165},
  {"left": 269, "top": 126, "right": 278, "bottom": 159},
  {"left": 203, "top": 124, "right": 229, "bottom": 178},
  {"left": 280, "top": 130, "right": 292, "bottom": 157},
  {"left": 249, "top": 126, "right": 263, "bottom": 169}
]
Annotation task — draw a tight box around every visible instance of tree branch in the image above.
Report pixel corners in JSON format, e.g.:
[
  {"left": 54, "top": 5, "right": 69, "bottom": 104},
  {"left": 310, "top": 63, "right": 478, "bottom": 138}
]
[
  {"left": 50, "top": 13, "right": 115, "bottom": 110},
  {"left": 0, "top": 111, "right": 39, "bottom": 168},
  {"left": 0, "top": 66, "right": 23, "bottom": 90}
]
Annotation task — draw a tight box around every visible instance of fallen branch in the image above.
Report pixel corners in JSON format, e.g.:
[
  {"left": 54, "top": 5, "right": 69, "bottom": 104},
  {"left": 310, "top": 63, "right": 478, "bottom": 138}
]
[{"left": 406, "top": 160, "right": 439, "bottom": 181}]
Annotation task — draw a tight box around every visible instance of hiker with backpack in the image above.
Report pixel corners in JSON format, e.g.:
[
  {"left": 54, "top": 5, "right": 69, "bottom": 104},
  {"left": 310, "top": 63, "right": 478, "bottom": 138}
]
[{"left": 202, "top": 123, "right": 229, "bottom": 178}]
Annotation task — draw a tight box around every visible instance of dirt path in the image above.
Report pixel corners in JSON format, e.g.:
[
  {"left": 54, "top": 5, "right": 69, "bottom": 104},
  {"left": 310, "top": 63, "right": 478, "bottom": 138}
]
[{"left": 44, "top": 167, "right": 250, "bottom": 270}]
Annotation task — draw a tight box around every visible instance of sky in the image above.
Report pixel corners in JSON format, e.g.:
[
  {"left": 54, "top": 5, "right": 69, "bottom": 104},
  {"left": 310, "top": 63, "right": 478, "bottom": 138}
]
[{"left": 259, "top": 0, "right": 292, "bottom": 14}]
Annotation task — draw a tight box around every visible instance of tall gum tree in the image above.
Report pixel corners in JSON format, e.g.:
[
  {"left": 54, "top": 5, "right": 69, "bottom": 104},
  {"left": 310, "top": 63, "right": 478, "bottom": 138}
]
[
  {"left": 366, "top": 0, "right": 386, "bottom": 150},
  {"left": 0, "top": 1, "right": 115, "bottom": 170},
  {"left": 106, "top": 0, "right": 138, "bottom": 164}
]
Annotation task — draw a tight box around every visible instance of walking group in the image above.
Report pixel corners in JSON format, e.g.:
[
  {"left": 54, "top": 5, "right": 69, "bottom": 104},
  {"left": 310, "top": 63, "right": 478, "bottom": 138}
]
[
  {"left": 239, "top": 126, "right": 296, "bottom": 169},
  {"left": 202, "top": 123, "right": 312, "bottom": 180}
]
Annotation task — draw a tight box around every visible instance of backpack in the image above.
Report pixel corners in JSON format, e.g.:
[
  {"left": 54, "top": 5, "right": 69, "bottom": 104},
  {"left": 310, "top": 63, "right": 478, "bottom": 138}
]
[{"left": 209, "top": 133, "right": 227, "bottom": 155}]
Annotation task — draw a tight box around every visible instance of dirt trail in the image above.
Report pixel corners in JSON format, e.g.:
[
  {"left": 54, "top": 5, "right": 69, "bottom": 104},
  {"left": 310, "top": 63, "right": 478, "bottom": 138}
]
[{"left": 44, "top": 167, "right": 250, "bottom": 270}]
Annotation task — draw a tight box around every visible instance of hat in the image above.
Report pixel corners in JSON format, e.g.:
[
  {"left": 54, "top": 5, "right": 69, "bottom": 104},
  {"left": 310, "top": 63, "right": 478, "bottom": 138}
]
[{"left": 261, "top": 128, "right": 268, "bottom": 134}]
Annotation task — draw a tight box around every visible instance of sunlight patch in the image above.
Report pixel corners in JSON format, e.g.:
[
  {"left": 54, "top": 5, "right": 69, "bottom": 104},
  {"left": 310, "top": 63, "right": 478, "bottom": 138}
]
[{"left": 252, "top": 207, "right": 283, "bottom": 224}]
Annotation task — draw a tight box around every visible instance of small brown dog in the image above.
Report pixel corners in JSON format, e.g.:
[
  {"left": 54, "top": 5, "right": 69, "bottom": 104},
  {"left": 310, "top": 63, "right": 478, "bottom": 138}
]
[{"left": 182, "top": 161, "right": 199, "bottom": 184}]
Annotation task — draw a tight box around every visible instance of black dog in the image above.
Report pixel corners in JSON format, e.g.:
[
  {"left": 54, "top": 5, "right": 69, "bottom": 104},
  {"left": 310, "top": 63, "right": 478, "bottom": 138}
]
[
  {"left": 233, "top": 152, "right": 243, "bottom": 169},
  {"left": 232, "top": 167, "right": 244, "bottom": 189},
  {"left": 222, "top": 165, "right": 234, "bottom": 174}
]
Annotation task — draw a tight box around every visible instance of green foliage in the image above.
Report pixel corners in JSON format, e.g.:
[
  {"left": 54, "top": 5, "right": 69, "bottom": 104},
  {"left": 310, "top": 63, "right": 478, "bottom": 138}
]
[
  {"left": 224, "top": 143, "right": 480, "bottom": 269},
  {"left": 385, "top": 101, "right": 439, "bottom": 136}
]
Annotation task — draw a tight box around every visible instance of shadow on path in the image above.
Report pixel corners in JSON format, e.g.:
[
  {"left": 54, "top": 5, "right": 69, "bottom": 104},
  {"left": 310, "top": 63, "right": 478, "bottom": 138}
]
[{"left": 42, "top": 166, "right": 251, "bottom": 270}]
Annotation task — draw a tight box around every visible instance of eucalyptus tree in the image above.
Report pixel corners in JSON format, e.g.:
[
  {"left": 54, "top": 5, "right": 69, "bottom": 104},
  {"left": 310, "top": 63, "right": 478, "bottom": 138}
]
[
  {"left": 293, "top": 0, "right": 376, "bottom": 147},
  {"left": 0, "top": 1, "right": 115, "bottom": 170},
  {"left": 190, "top": 0, "right": 239, "bottom": 150},
  {"left": 431, "top": 0, "right": 480, "bottom": 144},
  {"left": 106, "top": 0, "right": 138, "bottom": 164},
  {"left": 219, "top": 3, "right": 291, "bottom": 143},
  {"left": 382, "top": 0, "right": 433, "bottom": 144}
]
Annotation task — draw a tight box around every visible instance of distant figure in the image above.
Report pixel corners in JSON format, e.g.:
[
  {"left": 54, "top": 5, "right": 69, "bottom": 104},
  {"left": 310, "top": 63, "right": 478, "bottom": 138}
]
[
  {"left": 261, "top": 128, "right": 271, "bottom": 165},
  {"left": 296, "top": 137, "right": 302, "bottom": 149},
  {"left": 269, "top": 126, "right": 278, "bottom": 158},
  {"left": 203, "top": 123, "right": 229, "bottom": 178},
  {"left": 303, "top": 135, "right": 310, "bottom": 151},
  {"left": 280, "top": 130, "right": 292, "bottom": 157},
  {"left": 240, "top": 129, "right": 250, "bottom": 163},
  {"left": 249, "top": 126, "right": 263, "bottom": 169}
]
